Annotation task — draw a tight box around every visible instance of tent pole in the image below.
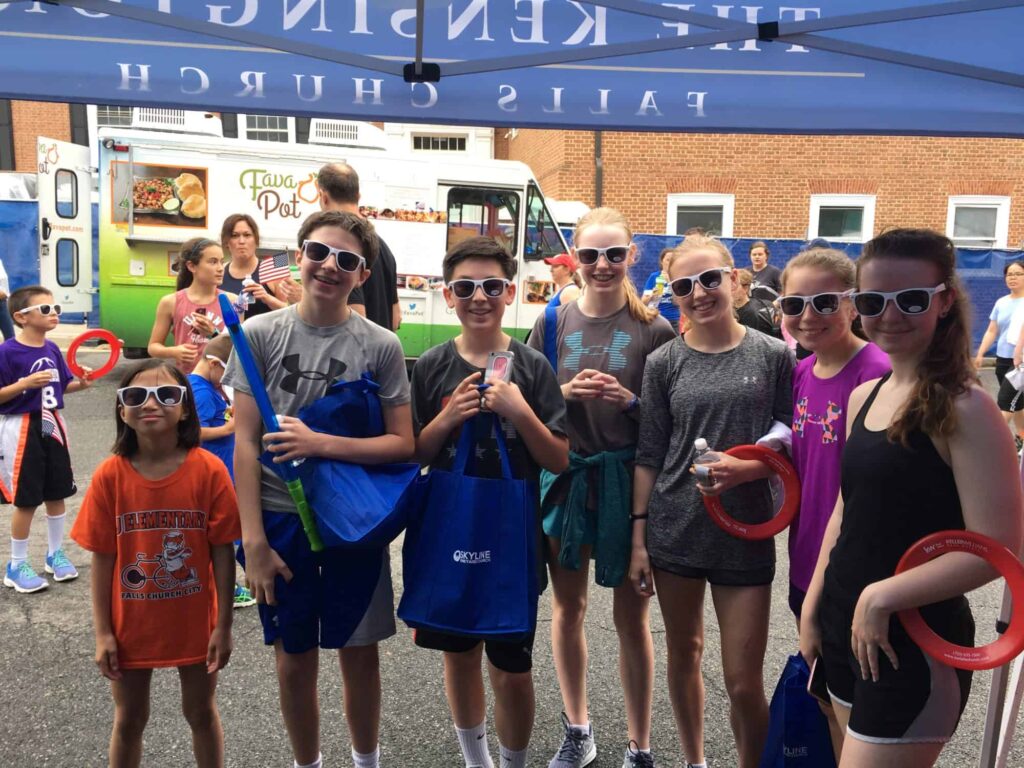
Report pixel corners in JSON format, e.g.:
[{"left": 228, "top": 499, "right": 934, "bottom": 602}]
[
  {"left": 979, "top": 584, "right": 1014, "bottom": 767},
  {"left": 414, "top": 0, "right": 425, "bottom": 79}
]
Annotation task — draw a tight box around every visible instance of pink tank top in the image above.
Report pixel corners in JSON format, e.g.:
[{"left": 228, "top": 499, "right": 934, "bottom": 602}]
[{"left": 172, "top": 289, "right": 226, "bottom": 373}]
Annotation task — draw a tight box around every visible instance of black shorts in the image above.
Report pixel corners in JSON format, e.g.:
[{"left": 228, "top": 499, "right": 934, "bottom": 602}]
[
  {"left": 994, "top": 356, "right": 1014, "bottom": 387},
  {"left": 413, "top": 629, "right": 535, "bottom": 674},
  {"left": 651, "top": 558, "right": 775, "bottom": 587},
  {"left": 997, "top": 377, "right": 1024, "bottom": 412},
  {"left": 819, "top": 589, "right": 974, "bottom": 743},
  {"left": 1, "top": 412, "right": 75, "bottom": 508},
  {"left": 789, "top": 582, "right": 807, "bottom": 620}
]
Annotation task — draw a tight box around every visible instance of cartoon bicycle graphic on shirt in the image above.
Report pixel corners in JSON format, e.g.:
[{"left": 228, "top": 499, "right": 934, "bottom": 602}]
[{"left": 120, "top": 531, "right": 199, "bottom": 591}]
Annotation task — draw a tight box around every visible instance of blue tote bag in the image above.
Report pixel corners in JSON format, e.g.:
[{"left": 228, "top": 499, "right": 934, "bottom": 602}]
[
  {"left": 262, "top": 374, "right": 420, "bottom": 549},
  {"left": 759, "top": 654, "right": 837, "bottom": 768},
  {"left": 398, "top": 413, "right": 537, "bottom": 638}
]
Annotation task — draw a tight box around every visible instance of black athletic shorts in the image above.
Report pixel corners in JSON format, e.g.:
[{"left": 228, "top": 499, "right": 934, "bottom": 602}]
[
  {"left": 819, "top": 589, "right": 974, "bottom": 743},
  {"left": 413, "top": 629, "right": 535, "bottom": 674},
  {"left": 1, "top": 411, "right": 75, "bottom": 508},
  {"left": 651, "top": 558, "right": 775, "bottom": 587},
  {"left": 994, "top": 356, "right": 1014, "bottom": 387},
  {"left": 997, "top": 376, "right": 1024, "bottom": 412}
]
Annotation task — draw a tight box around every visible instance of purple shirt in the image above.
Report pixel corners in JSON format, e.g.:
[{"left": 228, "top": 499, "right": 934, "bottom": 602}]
[
  {"left": 788, "top": 342, "right": 891, "bottom": 591},
  {"left": 0, "top": 339, "right": 73, "bottom": 414}
]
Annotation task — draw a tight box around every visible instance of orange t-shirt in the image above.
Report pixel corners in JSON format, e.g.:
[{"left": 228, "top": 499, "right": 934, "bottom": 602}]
[{"left": 71, "top": 448, "right": 241, "bottom": 669}]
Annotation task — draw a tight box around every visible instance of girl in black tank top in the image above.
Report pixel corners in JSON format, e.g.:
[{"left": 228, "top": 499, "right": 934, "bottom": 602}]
[{"left": 797, "top": 230, "right": 1023, "bottom": 766}]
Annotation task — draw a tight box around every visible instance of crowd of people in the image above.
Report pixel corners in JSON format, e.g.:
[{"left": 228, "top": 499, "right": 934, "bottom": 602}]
[{"left": 1, "top": 168, "right": 1022, "bottom": 768}]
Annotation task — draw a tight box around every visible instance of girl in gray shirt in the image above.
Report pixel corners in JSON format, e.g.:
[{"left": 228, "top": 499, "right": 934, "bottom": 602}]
[{"left": 631, "top": 236, "right": 793, "bottom": 768}]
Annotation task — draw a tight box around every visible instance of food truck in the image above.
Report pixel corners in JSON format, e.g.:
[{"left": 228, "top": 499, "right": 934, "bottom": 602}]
[{"left": 36, "top": 130, "right": 570, "bottom": 358}]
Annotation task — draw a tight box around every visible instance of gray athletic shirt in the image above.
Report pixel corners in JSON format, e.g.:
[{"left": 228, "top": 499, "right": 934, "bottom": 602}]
[
  {"left": 636, "top": 330, "right": 794, "bottom": 571},
  {"left": 222, "top": 305, "right": 410, "bottom": 513}
]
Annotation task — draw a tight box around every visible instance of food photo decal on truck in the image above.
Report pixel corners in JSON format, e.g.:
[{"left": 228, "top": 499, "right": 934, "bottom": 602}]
[{"left": 112, "top": 162, "right": 208, "bottom": 229}]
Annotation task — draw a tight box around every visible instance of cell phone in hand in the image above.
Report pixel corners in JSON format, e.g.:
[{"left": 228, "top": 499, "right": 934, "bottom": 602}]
[
  {"left": 194, "top": 307, "right": 207, "bottom": 315},
  {"left": 807, "top": 655, "right": 831, "bottom": 705},
  {"left": 485, "top": 351, "right": 514, "bottom": 384}
]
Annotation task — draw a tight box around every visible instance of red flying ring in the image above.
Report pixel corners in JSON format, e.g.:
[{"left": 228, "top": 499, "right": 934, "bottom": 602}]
[
  {"left": 67, "top": 329, "right": 122, "bottom": 380},
  {"left": 702, "top": 444, "right": 800, "bottom": 540},
  {"left": 896, "top": 530, "right": 1024, "bottom": 671}
]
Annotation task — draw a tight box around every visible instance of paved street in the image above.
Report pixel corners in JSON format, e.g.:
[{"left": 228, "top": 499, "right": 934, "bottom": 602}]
[{"left": 1, "top": 348, "right": 1021, "bottom": 767}]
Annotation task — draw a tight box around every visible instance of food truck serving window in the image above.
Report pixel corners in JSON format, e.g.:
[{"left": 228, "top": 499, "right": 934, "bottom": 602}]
[
  {"left": 524, "top": 183, "right": 565, "bottom": 262},
  {"left": 446, "top": 188, "right": 520, "bottom": 255}
]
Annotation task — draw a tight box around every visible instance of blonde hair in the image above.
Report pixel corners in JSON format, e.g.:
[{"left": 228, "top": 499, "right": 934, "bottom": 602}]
[
  {"left": 574, "top": 207, "right": 657, "bottom": 323},
  {"left": 781, "top": 248, "right": 856, "bottom": 293},
  {"left": 736, "top": 268, "right": 754, "bottom": 288},
  {"left": 666, "top": 235, "right": 734, "bottom": 273}
]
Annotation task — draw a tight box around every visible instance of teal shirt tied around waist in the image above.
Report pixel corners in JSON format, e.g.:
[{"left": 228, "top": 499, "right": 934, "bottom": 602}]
[{"left": 540, "top": 446, "right": 635, "bottom": 588}]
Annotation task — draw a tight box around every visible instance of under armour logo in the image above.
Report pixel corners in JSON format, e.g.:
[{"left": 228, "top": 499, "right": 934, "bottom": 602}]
[
  {"left": 280, "top": 354, "right": 347, "bottom": 395},
  {"left": 743, "top": 375, "right": 759, "bottom": 385},
  {"left": 562, "top": 329, "right": 631, "bottom": 371},
  {"left": 793, "top": 397, "right": 843, "bottom": 444}
]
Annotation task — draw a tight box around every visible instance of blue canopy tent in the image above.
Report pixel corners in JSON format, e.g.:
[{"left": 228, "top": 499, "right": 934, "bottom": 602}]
[{"left": 2, "top": 1, "right": 1024, "bottom": 764}]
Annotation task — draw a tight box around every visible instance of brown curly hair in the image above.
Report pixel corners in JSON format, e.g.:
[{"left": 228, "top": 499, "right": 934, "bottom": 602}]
[{"left": 857, "top": 229, "right": 975, "bottom": 445}]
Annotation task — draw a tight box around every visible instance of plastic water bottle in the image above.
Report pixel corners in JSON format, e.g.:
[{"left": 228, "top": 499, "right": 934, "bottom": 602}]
[
  {"left": 693, "top": 438, "right": 721, "bottom": 487},
  {"left": 240, "top": 277, "right": 256, "bottom": 308}
]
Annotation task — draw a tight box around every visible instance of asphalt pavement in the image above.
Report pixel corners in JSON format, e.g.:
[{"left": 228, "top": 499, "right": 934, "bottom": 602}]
[{"left": 0, "top": 347, "right": 1021, "bottom": 767}]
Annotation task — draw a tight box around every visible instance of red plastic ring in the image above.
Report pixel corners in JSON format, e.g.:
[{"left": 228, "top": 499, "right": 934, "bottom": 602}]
[
  {"left": 896, "top": 530, "right": 1024, "bottom": 671},
  {"left": 67, "top": 329, "right": 122, "bottom": 380},
  {"left": 702, "top": 444, "right": 801, "bottom": 540}
]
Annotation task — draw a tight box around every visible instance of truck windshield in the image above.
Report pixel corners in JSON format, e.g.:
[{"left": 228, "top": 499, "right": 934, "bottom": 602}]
[
  {"left": 524, "top": 183, "right": 566, "bottom": 262},
  {"left": 446, "top": 187, "right": 520, "bottom": 255}
]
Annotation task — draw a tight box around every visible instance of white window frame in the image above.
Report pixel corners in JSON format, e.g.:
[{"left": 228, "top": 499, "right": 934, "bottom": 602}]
[
  {"left": 808, "top": 194, "right": 876, "bottom": 243},
  {"left": 665, "top": 193, "right": 734, "bottom": 237},
  {"left": 239, "top": 114, "right": 296, "bottom": 143},
  {"left": 946, "top": 195, "right": 1011, "bottom": 249}
]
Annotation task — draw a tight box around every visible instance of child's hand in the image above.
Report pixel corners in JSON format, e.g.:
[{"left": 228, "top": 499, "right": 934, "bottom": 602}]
[
  {"left": 190, "top": 312, "right": 216, "bottom": 337},
  {"left": 243, "top": 282, "right": 270, "bottom": 302},
  {"left": 278, "top": 278, "right": 303, "bottom": 304},
  {"left": 562, "top": 369, "right": 605, "bottom": 401},
  {"left": 243, "top": 540, "right": 293, "bottom": 605},
  {"left": 592, "top": 372, "right": 634, "bottom": 410},
  {"left": 95, "top": 633, "right": 121, "bottom": 680},
  {"left": 173, "top": 344, "right": 199, "bottom": 368},
  {"left": 442, "top": 372, "right": 482, "bottom": 428},
  {"left": 19, "top": 371, "right": 54, "bottom": 391},
  {"left": 77, "top": 365, "right": 94, "bottom": 388},
  {"left": 264, "top": 416, "right": 321, "bottom": 463},
  {"left": 220, "top": 419, "right": 236, "bottom": 436},
  {"left": 629, "top": 545, "right": 655, "bottom": 598},
  {"left": 690, "top": 455, "right": 767, "bottom": 496},
  {"left": 206, "top": 626, "right": 233, "bottom": 673},
  {"left": 482, "top": 378, "right": 529, "bottom": 422}
]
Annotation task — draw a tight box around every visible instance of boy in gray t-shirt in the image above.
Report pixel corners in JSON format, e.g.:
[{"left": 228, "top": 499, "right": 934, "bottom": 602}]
[{"left": 225, "top": 210, "right": 413, "bottom": 768}]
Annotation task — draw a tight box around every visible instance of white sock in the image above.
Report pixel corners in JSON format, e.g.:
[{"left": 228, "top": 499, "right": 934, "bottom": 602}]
[
  {"left": 352, "top": 745, "right": 379, "bottom": 768},
  {"left": 499, "top": 743, "right": 528, "bottom": 768},
  {"left": 46, "top": 513, "right": 66, "bottom": 556},
  {"left": 10, "top": 537, "right": 28, "bottom": 567},
  {"left": 688, "top": 762, "right": 707, "bottom": 768},
  {"left": 570, "top": 722, "right": 590, "bottom": 733},
  {"left": 455, "top": 721, "right": 494, "bottom": 768},
  {"left": 294, "top": 754, "right": 322, "bottom": 768}
]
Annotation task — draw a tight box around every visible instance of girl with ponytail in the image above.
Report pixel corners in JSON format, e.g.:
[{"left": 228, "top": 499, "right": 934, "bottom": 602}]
[
  {"left": 527, "top": 207, "right": 675, "bottom": 767},
  {"left": 800, "top": 229, "right": 1022, "bottom": 766}
]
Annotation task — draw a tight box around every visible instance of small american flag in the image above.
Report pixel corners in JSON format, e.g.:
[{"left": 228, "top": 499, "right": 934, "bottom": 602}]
[
  {"left": 41, "top": 409, "right": 64, "bottom": 446},
  {"left": 258, "top": 252, "right": 291, "bottom": 283}
]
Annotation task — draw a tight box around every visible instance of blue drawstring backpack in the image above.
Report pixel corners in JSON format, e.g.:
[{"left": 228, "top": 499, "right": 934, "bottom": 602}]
[
  {"left": 398, "top": 413, "right": 538, "bottom": 638},
  {"left": 759, "top": 654, "right": 837, "bottom": 768},
  {"left": 262, "top": 373, "right": 420, "bottom": 548}
]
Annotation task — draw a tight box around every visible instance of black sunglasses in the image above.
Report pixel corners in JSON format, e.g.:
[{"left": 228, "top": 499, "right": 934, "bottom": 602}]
[
  {"left": 447, "top": 278, "right": 510, "bottom": 300},
  {"left": 670, "top": 267, "right": 732, "bottom": 298},
  {"left": 575, "top": 245, "right": 630, "bottom": 265},
  {"left": 779, "top": 291, "right": 854, "bottom": 317},
  {"left": 852, "top": 284, "right": 947, "bottom": 318},
  {"left": 117, "top": 385, "right": 187, "bottom": 408},
  {"left": 302, "top": 240, "right": 366, "bottom": 272}
]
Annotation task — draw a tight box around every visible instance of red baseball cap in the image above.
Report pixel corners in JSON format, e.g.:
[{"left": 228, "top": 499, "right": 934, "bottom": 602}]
[{"left": 544, "top": 253, "right": 576, "bottom": 271}]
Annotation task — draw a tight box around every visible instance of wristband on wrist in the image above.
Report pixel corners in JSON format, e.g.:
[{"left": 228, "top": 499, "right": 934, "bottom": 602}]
[
  {"left": 625, "top": 394, "right": 640, "bottom": 413},
  {"left": 630, "top": 513, "right": 649, "bottom": 522}
]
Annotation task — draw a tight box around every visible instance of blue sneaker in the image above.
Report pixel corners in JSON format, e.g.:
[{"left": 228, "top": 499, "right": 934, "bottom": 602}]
[
  {"left": 4, "top": 561, "right": 48, "bottom": 593},
  {"left": 45, "top": 549, "right": 78, "bottom": 582},
  {"left": 233, "top": 583, "right": 256, "bottom": 609}
]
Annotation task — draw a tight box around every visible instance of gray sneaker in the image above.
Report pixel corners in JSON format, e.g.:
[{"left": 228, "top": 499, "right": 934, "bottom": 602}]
[
  {"left": 622, "top": 741, "right": 655, "bottom": 768},
  {"left": 549, "top": 713, "right": 596, "bottom": 768}
]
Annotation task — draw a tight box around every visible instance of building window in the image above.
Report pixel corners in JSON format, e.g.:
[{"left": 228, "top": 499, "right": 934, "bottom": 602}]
[
  {"left": 242, "top": 114, "right": 293, "bottom": 142},
  {"left": 947, "top": 196, "right": 1010, "bottom": 249},
  {"left": 95, "top": 105, "right": 133, "bottom": 127},
  {"left": 808, "top": 195, "right": 876, "bottom": 243},
  {"left": 665, "top": 193, "right": 734, "bottom": 237},
  {"left": 413, "top": 135, "right": 467, "bottom": 151}
]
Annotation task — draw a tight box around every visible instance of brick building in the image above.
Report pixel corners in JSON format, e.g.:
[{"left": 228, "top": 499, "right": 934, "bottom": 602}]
[{"left": 496, "top": 129, "right": 1024, "bottom": 250}]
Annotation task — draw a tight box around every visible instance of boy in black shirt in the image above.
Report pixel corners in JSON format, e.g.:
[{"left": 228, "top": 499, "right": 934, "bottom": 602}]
[{"left": 411, "top": 236, "right": 568, "bottom": 768}]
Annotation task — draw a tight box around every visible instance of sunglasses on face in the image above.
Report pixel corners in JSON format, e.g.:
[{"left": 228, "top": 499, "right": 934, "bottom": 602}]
[
  {"left": 852, "top": 284, "right": 947, "bottom": 318},
  {"left": 301, "top": 240, "right": 366, "bottom": 272},
  {"left": 779, "top": 291, "right": 854, "bottom": 317},
  {"left": 446, "top": 278, "right": 511, "bottom": 300},
  {"left": 117, "top": 385, "right": 188, "bottom": 409},
  {"left": 575, "top": 245, "right": 630, "bottom": 265},
  {"left": 670, "top": 267, "right": 732, "bottom": 298},
  {"left": 20, "top": 303, "right": 62, "bottom": 316}
]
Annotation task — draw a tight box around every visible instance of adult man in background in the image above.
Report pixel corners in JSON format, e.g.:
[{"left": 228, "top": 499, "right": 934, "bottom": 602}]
[
  {"left": 317, "top": 163, "right": 401, "bottom": 331},
  {"left": 748, "top": 240, "right": 782, "bottom": 297}
]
